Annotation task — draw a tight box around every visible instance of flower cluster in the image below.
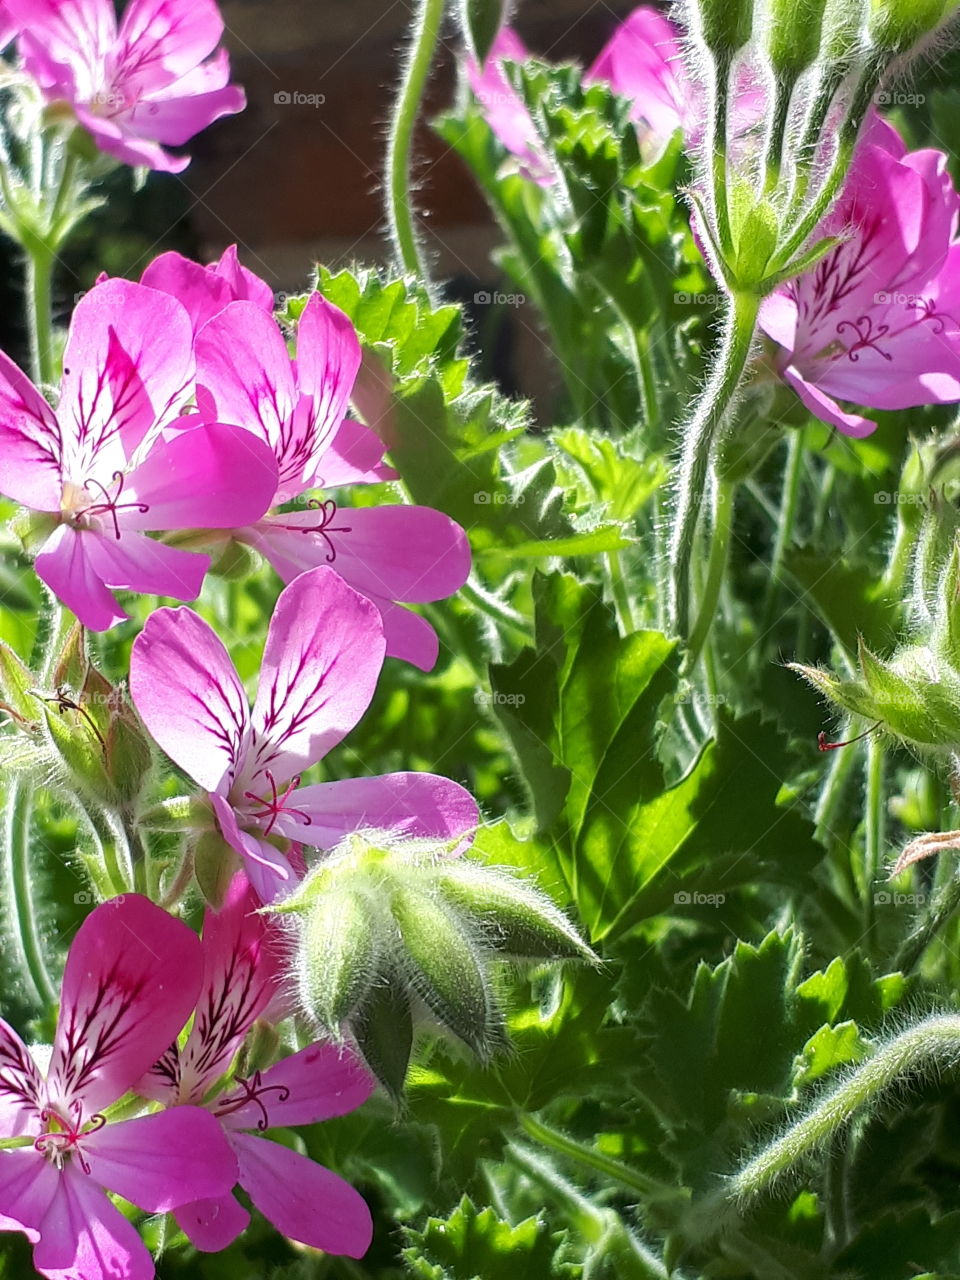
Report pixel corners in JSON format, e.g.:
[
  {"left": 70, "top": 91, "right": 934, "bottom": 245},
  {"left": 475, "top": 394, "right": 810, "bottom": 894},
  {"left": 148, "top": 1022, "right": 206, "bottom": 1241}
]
[
  {"left": 0, "top": 251, "right": 470, "bottom": 667},
  {"left": 467, "top": 6, "right": 960, "bottom": 437}
]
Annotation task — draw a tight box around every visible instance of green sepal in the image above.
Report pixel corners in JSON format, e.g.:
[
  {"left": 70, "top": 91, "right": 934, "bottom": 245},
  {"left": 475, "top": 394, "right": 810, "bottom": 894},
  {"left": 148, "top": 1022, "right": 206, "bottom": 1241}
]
[
  {"left": 859, "top": 640, "right": 960, "bottom": 746},
  {"left": 693, "top": 0, "right": 753, "bottom": 57},
  {"left": 789, "top": 662, "right": 881, "bottom": 722},
  {"left": 767, "top": 0, "right": 829, "bottom": 78},
  {"left": 457, "top": 0, "right": 510, "bottom": 64},
  {"left": 0, "top": 642, "right": 40, "bottom": 725},
  {"left": 193, "top": 828, "right": 238, "bottom": 910},
  {"left": 939, "top": 540, "right": 960, "bottom": 671}
]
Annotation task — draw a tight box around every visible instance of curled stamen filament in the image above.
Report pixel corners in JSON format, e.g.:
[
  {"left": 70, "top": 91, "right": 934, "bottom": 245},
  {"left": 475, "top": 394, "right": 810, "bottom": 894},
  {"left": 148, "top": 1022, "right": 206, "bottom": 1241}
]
[
  {"left": 75, "top": 470, "right": 150, "bottom": 539},
  {"left": 243, "top": 770, "right": 313, "bottom": 836}
]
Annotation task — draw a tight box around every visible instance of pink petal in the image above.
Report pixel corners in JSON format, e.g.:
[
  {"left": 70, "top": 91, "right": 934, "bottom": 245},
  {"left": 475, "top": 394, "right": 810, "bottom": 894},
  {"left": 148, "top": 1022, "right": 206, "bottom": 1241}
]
[
  {"left": 277, "top": 773, "right": 479, "bottom": 853},
  {"left": 247, "top": 567, "right": 385, "bottom": 785},
  {"left": 215, "top": 1041, "right": 374, "bottom": 1131},
  {"left": 72, "top": 108, "right": 191, "bottom": 172},
  {"left": 214, "top": 245, "right": 275, "bottom": 312},
  {"left": 0, "top": 1018, "right": 44, "bottom": 1135},
  {"left": 57, "top": 279, "right": 194, "bottom": 479},
  {"left": 83, "top": 1107, "right": 238, "bottom": 1210},
  {"left": 130, "top": 606, "right": 250, "bottom": 791},
  {"left": 195, "top": 300, "right": 298, "bottom": 462},
  {"left": 175, "top": 873, "right": 285, "bottom": 1100},
  {"left": 114, "top": 0, "right": 226, "bottom": 92},
  {"left": 328, "top": 504, "right": 471, "bottom": 602},
  {"left": 781, "top": 365, "right": 877, "bottom": 437},
  {"left": 7, "top": 0, "right": 115, "bottom": 81},
  {"left": 34, "top": 524, "right": 130, "bottom": 632},
  {"left": 467, "top": 30, "right": 554, "bottom": 186},
  {"left": 317, "top": 416, "right": 396, "bottom": 487},
  {"left": 82, "top": 528, "right": 209, "bottom": 603},
  {"left": 47, "top": 894, "right": 203, "bottom": 1117},
  {"left": 0, "top": 1149, "right": 58, "bottom": 1244},
  {"left": 209, "top": 793, "right": 295, "bottom": 903},
  {"left": 121, "top": 421, "right": 278, "bottom": 530},
  {"left": 0, "top": 347, "right": 62, "bottom": 510},
  {"left": 233, "top": 1132, "right": 373, "bottom": 1258},
  {"left": 375, "top": 598, "right": 440, "bottom": 671},
  {"left": 141, "top": 249, "right": 238, "bottom": 335},
  {"left": 174, "top": 1192, "right": 249, "bottom": 1253},
  {"left": 33, "top": 1164, "right": 154, "bottom": 1280},
  {"left": 124, "top": 80, "right": 246, "bottom": 147},
  {"left": 292, "top": 293, "right": 362, "bottom": 485},
  {"left": 586, "top": 6, "right": 689, "bottom": 142}
]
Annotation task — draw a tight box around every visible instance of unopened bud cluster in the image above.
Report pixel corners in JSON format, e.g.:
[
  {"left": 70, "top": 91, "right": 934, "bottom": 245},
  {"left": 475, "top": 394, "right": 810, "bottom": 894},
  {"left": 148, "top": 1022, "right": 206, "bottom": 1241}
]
[
  {"left": 682, "top": 0, "right": 956, "bottom": 300},
  {"left": 270, "top": 833, "right": 596, "bottom": 1097}
]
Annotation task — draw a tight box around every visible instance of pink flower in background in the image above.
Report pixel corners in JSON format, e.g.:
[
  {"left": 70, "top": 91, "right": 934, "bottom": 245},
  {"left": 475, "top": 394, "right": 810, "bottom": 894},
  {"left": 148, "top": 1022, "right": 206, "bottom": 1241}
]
[
  {"left": 585, "top": 6, "right": 692, "bottom": 147},
  {"left": 0, "top": 895, "right": 237, "bottom": 1280},
  {"left": 0, "top": 3, "right": 17, "bottom": 48},
  {"left": 141, "top": 245, "right": 276, "bottom": 336},
  {"left": 129, "top": 566, "right": 480, "bottom": 902},
  {"left": 761, "top": 119, "right": 960, "bottom": 436},
  {"left": 139, "top": 875, "right": 375, "bottom": 1257},
  {"left": 8, "top": 0, "right": 245, "bottom": 172},
  {"left": 194, "top": 294, "right": 472, "bottom": 671},
  {"left": 0, "top": 278, "right": 277, "bottom": 630},
  {"left": 466, "top": 29, "right": 554, "bottom": 185}
]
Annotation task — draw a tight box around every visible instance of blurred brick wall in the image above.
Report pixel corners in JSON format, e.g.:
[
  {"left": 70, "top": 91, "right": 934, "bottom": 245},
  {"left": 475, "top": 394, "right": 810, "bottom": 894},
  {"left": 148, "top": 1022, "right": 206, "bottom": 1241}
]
[{"left": 184, "top": 0, "right": 638, "bottom": 291}]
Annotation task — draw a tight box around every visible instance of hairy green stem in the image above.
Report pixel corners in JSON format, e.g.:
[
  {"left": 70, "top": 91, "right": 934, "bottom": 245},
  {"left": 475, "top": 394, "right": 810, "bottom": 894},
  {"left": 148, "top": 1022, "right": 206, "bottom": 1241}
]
[
  {"left": 385, "top": 0, "right": 445, "bottom": 285},
  {"left": 895, "top": 871, "right": 960, "bottom": 973},
  {"left": 3, "top": 780, "right": 57, "bottom": 1007},
  {"left": 726, "top": 1014, "right": 960, "bottom": 1207},
  {"left": 518, "top": 1111, "right": 679, "bottom": 1203},
  {"left": 759, "top": 430, "right": 805, "bottom": 642},
  {"left": 863, "top": 738, "right": 886, "bottom": 935},
  {"left": 684, "top": 477, "right": 734, "bottom": 674},
  {"left": 25, "top": 247, "right": 54, "bottom": 387},
  {"left": 669, "top": 290, "right": 760, "bottom": 639}
]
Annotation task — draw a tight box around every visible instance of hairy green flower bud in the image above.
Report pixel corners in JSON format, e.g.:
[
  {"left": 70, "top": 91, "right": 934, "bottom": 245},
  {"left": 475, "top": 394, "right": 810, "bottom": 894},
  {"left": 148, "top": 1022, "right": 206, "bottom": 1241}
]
[
  {"left": 767, "top": 0, "right": 829, "bottom": 79},
  {"left": 276, "top": 831, "right": 593, "bottom": 1097},
  {"left": 0, "top": 642, "right": 40, "bottom": 727},
  {"left": 690, "top": 0, "right": 753, "bottom": 58},
  {"left": 821, "top": 0, "right": 867, "bottom": 69},
  {"left": 192, "top": 827, "right": 238, "bottom": 910},
  {"left": 868, "top": 0, "right": 946, "bottom": 50}
]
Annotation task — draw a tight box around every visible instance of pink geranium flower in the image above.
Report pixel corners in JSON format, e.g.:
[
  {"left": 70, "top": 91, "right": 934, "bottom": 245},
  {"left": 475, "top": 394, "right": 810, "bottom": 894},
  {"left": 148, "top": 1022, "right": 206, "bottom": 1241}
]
[
  {"left": 466, "top": 29, "right": 555, "bottom": 185},
  {"left": 0, "top": 895, "right": 238, "bottom": 1280},
  {"left": 193, "top": 294, "right": 472, "bottom": 671},
  {"left": 0, "top": 278, "right": 278, "bottom": 630},
  {"left": 8, "top": 0, "right": 245, "bottom": 172},
  {"left": 139, "top": 874, "right": 375, "bottom": 1257},
  {"left": 129, "top": 565, "right": 480, "bottom": 901},
  {"left": 761, "top": 119, "right": 960, "bottom": 436}
]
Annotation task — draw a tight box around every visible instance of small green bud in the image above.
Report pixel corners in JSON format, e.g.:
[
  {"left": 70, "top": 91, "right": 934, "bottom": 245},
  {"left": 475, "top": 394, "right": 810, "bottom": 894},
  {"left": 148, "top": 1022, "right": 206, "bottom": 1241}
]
[
  {"left": 937, "top": 540, "right": 960, "bottom": 671},
  {"left": 767, "top": 0, "right": 829, "bottom": 79},
  {"left": 790, "top": 662, "right": 882, "bottom": 722},
  {"left": 353, "top": 977, "right": 413, "bottom": 1102},
  {"left": 868, "top": 0, "right": 946, "bottom": 50},
  {"left": 103, "top": 697, "right": 153, "bottom": 809},
  {"left": 691, "top": 0, "right": 753, "bottom": 58},
  {"left": 435, "top": 862, "right": 597, "bottom": 961},
  {"left": 297, "top": 888, "right": 380, "bottom": 1033}
]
